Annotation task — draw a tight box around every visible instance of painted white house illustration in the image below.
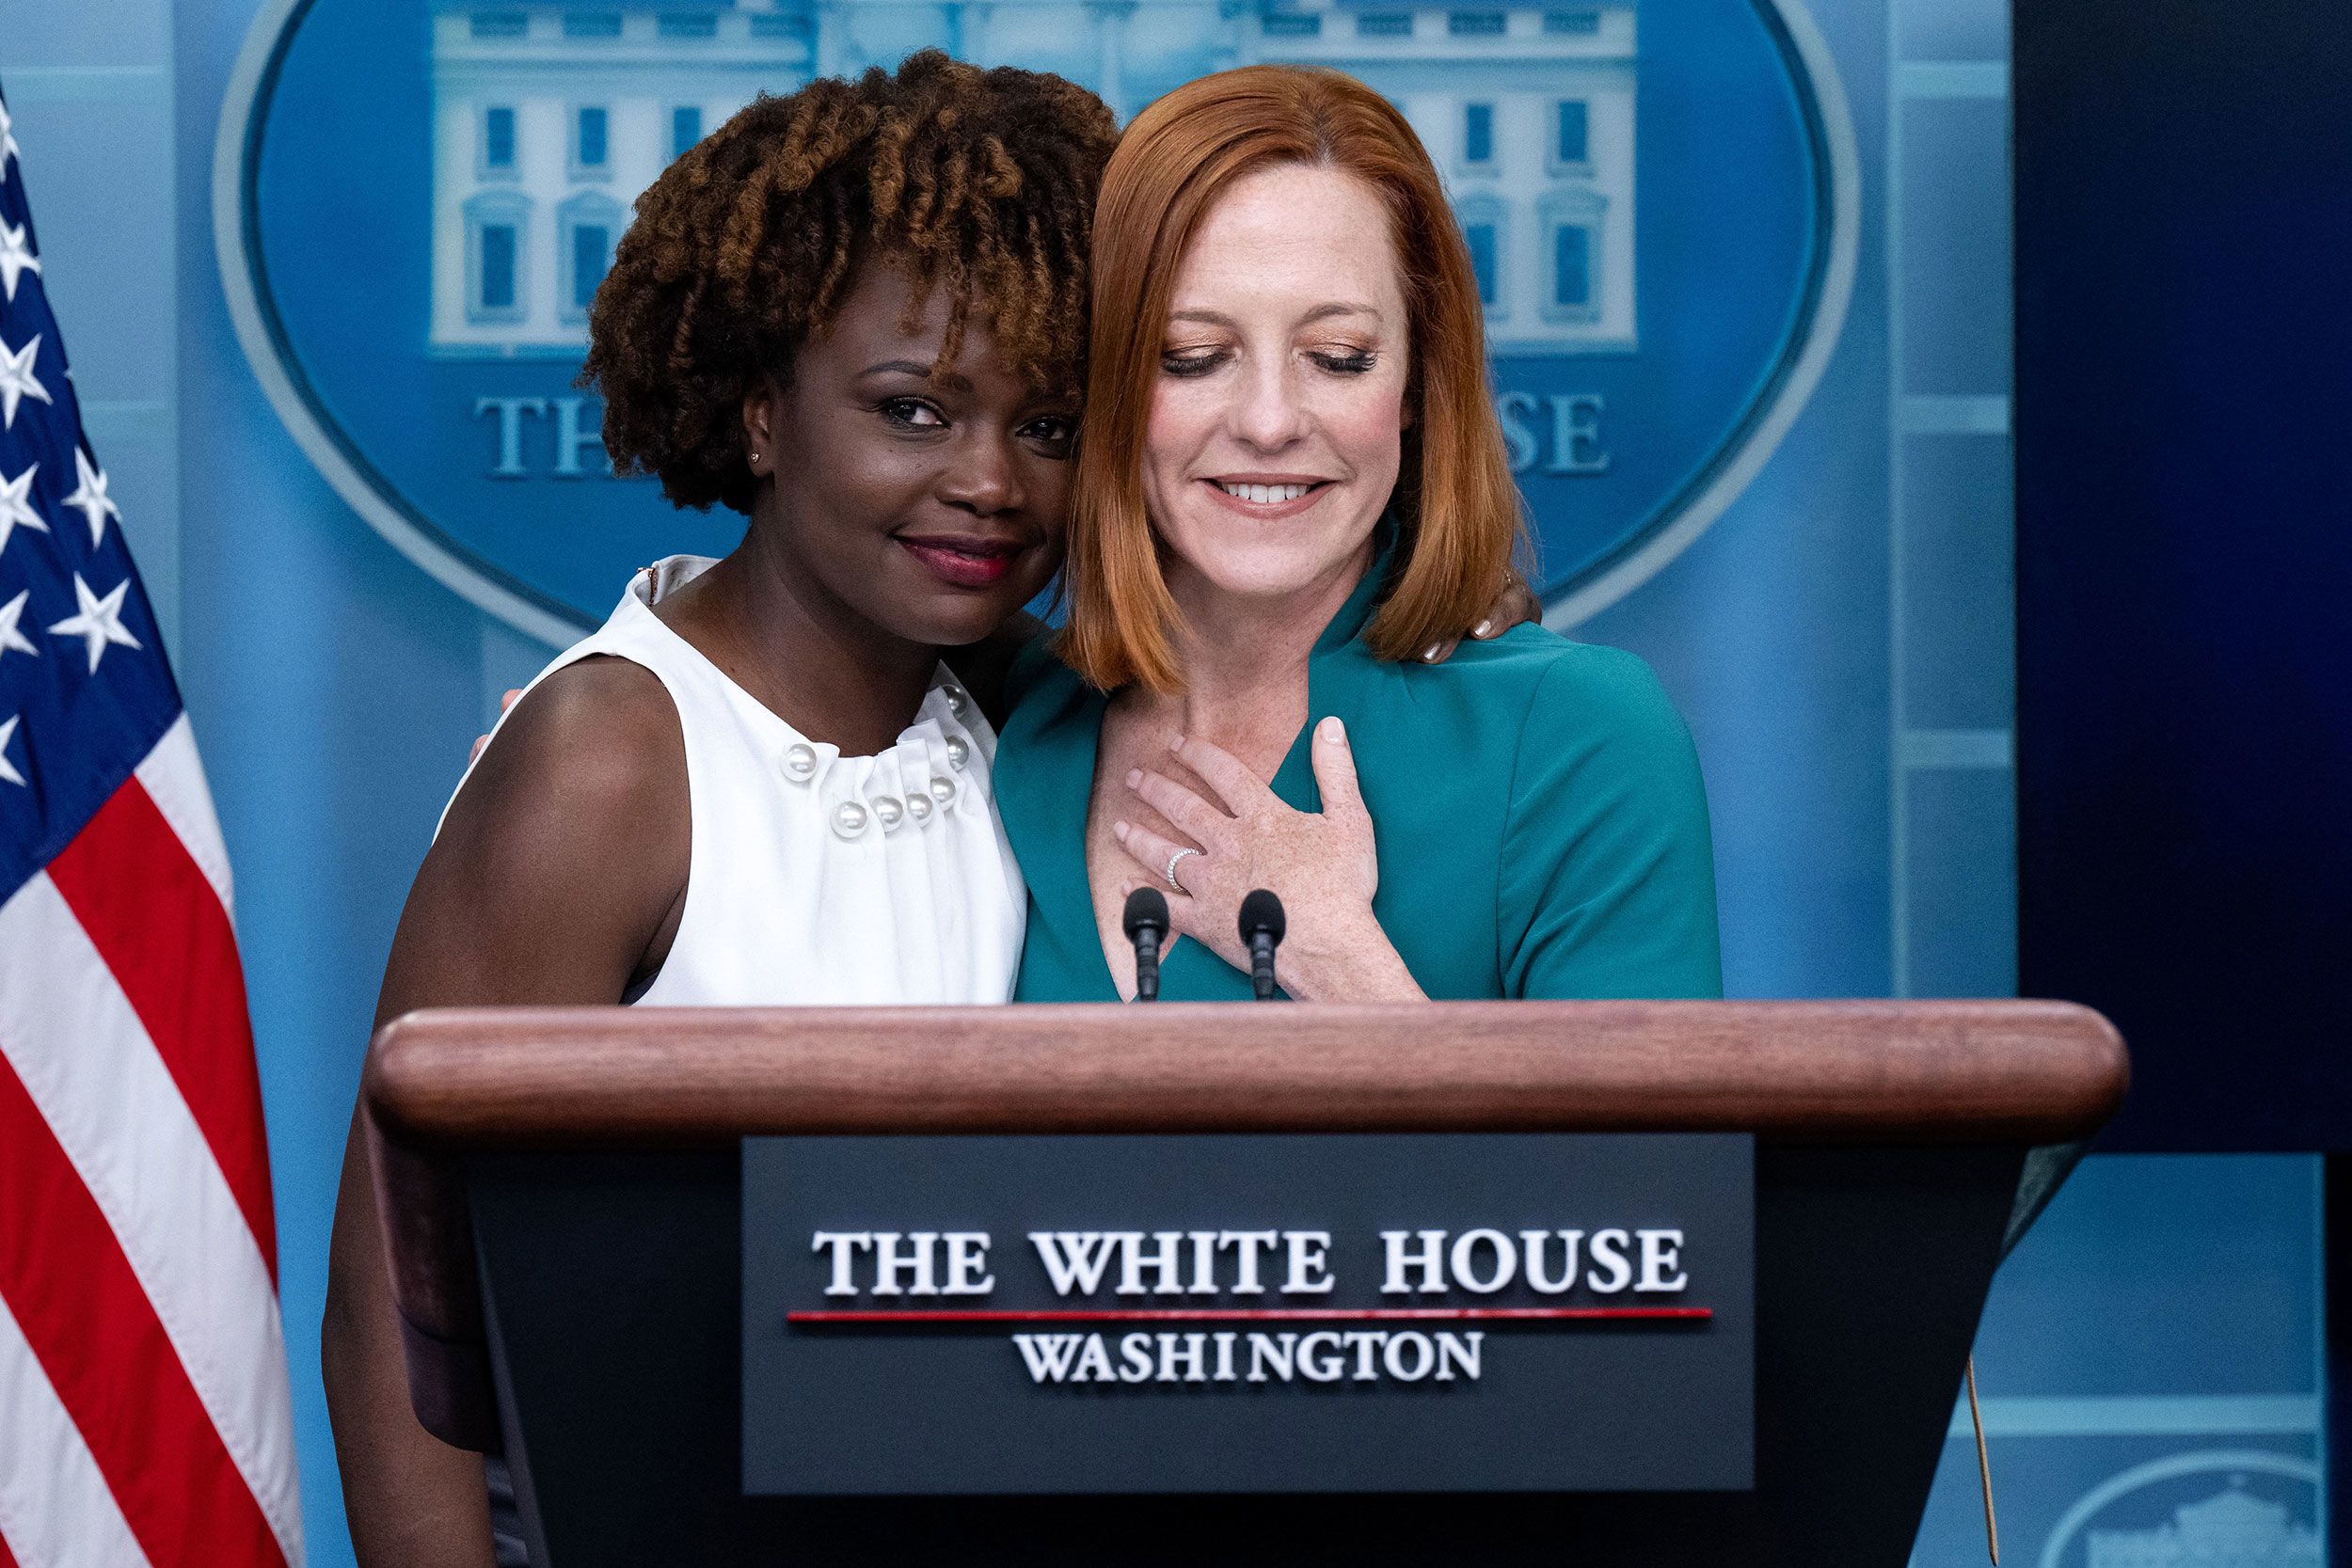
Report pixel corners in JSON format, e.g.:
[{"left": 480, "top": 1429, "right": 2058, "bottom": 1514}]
[{"left": 427, "top": 0, "right": 1636, "bottom": 356}]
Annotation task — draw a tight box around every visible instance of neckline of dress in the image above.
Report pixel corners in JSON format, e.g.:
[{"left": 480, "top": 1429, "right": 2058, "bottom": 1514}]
[{"left": 619, "top": 555, "right": 968, "bottom": 766}]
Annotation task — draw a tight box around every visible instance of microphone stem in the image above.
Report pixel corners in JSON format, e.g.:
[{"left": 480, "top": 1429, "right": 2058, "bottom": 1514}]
[{"left": 1135, "top": 933, "right": 1161, "bottom": 1002}]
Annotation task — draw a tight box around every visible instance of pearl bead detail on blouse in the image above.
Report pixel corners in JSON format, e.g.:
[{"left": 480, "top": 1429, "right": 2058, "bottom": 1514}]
[
  {"left": 777, "top": 709, "right": 974, "bottom": 836},
  {"left": 497, "top": 555, "right": 1024, "bottom": 1013}
]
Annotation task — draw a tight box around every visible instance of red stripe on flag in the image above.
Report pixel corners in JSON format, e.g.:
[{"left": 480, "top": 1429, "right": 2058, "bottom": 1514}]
[
  {"left": 0, "top": 1518, "right": 18, "bottom": 1568},
  {"left": 46, "top": 778, "right": 278, "bottom": 1281},
  {"left": 0, "top": 1051, "right": 286, "bottom": 1568}
]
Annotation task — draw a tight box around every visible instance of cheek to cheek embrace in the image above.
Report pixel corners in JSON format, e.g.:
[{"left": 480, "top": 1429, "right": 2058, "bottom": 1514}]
[{"left": 1109, "top": 718, "right": 1422, "bottom": 1002}]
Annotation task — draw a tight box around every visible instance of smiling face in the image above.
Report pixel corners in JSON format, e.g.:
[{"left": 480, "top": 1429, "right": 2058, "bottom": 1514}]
[
  {"left": 743, "top": 258, "right": 1075, "bottom": 648},
  {"left": 1142, "top": 162, "right": 1412, "bottom": 611}
]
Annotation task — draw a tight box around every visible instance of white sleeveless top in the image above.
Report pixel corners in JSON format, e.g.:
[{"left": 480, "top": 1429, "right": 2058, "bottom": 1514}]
[{"left": 448, "top": 555, "right": 1025, "bottom": 1006}]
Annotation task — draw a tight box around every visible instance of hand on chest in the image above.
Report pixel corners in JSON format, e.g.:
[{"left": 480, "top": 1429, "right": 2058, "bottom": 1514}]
[
  {"left": 1084, "top": 718, "right": 1291, "bottom": 992},
  {"left": 1083, "top": 700, "right": 1431, "bottom": 993}
]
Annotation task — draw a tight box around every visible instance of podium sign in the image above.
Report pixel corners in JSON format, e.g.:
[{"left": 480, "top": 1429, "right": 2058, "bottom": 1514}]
[{"left": 743, "top": 1132, "right": 1753, "bottom": 1495}]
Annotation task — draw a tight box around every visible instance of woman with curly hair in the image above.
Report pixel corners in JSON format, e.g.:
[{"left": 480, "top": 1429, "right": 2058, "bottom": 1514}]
[{"left": 323, "top": 54, "right": 1119, "bottom": 1565}]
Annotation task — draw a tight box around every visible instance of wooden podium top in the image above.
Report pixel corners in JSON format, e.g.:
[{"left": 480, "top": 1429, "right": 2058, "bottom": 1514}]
[
  {"left": 367, "top": 999, "right": 2125, "bottom": 1148},
  {"left": 361, "top": 999, "right": 2123, "bottom": 1449}
]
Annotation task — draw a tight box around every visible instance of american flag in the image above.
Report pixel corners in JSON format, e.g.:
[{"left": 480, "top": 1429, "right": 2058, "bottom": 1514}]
[{"left": 0, "top": 88, "right": 303, "bottom": 1566}]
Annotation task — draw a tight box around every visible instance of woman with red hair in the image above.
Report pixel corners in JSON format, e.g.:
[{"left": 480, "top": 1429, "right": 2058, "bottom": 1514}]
[{"left": 1000, "top": 65, "right": 1722, "bottom": 1002}]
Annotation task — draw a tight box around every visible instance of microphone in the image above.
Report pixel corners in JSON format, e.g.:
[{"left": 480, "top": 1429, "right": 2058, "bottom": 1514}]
[
  {"left": 1238, "top": 890, "right": 1286, "bottom": 1001},
  {"left": 1122, "top": 887, "right": 1169, "bottom": 1002}
]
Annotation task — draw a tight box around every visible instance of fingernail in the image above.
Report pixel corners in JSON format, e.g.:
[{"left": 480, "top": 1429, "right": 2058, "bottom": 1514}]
[
  {"left": 1168, "top": 733, "right": 1184, "bottom": 752},
  {"left": 1113, "top": 820, "right": 1130, "bottom": 842},
  {"left": 1319, "top": 716, "right": 1345, "bottom": 744},
  {"left": 1472, "top": 619, "right": 1493, "bottom": 638},
  {"left": 1422, "top": 644, "right": 1442, "bottom": 662},
  {"left": 1125, "top": 768, "right": 1142, "bottom": 788}
]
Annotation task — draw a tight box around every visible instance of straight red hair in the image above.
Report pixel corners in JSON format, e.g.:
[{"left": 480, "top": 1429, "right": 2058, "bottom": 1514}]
[{"left": 1057, "top": 66, "right": 1525, "bottom": 693}]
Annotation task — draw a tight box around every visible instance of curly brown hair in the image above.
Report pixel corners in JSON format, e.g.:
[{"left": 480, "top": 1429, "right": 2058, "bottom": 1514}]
[{"left": 582, "top": 52, "right": 1118, "bottom": 515}]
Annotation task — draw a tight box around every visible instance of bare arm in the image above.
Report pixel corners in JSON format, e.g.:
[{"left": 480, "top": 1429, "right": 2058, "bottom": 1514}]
[{"left": 325, "top": 658, "right": 689, "bottom": 1567}]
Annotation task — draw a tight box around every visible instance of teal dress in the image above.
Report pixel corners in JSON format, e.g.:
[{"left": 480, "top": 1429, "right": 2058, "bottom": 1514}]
[{"left": 995, "top": 556, "right": 1724, "bottom": 1002}]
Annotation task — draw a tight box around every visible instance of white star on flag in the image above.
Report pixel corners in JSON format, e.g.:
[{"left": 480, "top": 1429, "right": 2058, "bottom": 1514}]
[
  {"left": 0, "top": 588, "right": 38, "bottom": 661},
  {"left": 48, "top": 572, "right": 143, "bottom": 673},
  {"left": 0, "top": 332, "right": 55, "bottom": 430},
  {"left": 0, "top": 461, "right": 47, "bottom": 558},
  {"left": 0, "top": 714, "right": 24, "bottom": 786},
  {"left": 0, "top": 217, "right": 38, "bottom": 304},
  {"left": 63, "top": 448, "right": 120, "bottom": 547},
  {"left": 0, "top": 98, "right": 21, "bottom": 172}
]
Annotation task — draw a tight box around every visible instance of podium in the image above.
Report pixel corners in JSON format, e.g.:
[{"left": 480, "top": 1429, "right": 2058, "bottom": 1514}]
[{"left": 365, "top": 999, "right": 2125, "bottom": 1566}]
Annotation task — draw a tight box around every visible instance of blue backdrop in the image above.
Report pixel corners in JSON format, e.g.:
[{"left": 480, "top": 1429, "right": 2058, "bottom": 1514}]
[{"left": 0, "top": 0, "right": 2326, "bottom": 1558}]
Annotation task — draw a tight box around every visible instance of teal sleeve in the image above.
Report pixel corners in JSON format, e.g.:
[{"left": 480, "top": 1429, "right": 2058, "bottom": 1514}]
[{"left": 1497, "top": 648, "right": 1724, "bottom": 999}]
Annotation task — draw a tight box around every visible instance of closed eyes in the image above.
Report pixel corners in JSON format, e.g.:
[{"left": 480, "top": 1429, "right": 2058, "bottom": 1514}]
[{"left": 1157, "top": 347, "right": 1383, "bottom": 377}]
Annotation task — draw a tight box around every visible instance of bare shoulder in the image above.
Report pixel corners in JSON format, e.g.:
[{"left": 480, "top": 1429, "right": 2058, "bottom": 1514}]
[
  {"left": 434, "top": 653, "right": 688, "bottom": 909},
  {"left": 448, "top": 656, "right": 682, "bottom": 832},
  {"left": 383, "top": 655, "right": 690, "bottom": 1013}
]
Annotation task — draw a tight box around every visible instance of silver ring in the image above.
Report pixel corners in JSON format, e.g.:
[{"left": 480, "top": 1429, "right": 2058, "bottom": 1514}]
[{"left": 1164, "top": 847, "right": 1200, "bottom": 895}]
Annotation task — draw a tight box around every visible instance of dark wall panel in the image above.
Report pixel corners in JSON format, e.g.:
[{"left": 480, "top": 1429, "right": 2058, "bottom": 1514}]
[{"left": 2015, "top": 0, "right": 2352, "bottom": 1148}]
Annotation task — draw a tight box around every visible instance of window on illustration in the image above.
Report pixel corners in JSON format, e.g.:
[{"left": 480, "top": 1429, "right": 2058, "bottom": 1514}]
[
  {"left": 481, "top": 225, "right": 516, "bottom": 311},
  {"left": 484, "top": 106, "right": 515, "bottom": 171},
  {"left": 573, "top": 225, "right": 611, "bottom": 311},
  {"left": 577, "top": 107, "right": 608, "bottom": 168},
  {"left": 1553, "top": 224, "right": 1593, "bottom": 310},
  {"left": 1464, "top": 103, "right": 1494, "bottom": 166},
  {"left": 1466, "top": 223, "right": 1499, "bottom": 306},
  {"left": 1557, "top": 100, "right": 1589, "bottom": 166}
]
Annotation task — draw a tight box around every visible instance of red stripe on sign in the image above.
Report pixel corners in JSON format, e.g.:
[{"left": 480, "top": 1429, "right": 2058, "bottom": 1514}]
[
  {"left": 47, "top": 778, "right": 277, "bottom": 1281},
  {"left": 0, "top": 1052, "right": 286, "bottom": 1568},
  {"left": 789, "top": 1307, "right": 1712, "bottom": 1323}
]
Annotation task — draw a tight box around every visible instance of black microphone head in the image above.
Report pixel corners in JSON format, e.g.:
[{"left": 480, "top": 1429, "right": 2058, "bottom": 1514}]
[
  {"left": 1238, "top": 888, "right": 1286, "bottom": 945},
  {"left": 1123, "top": 886, "right": 1169, "bottom": 940}
]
